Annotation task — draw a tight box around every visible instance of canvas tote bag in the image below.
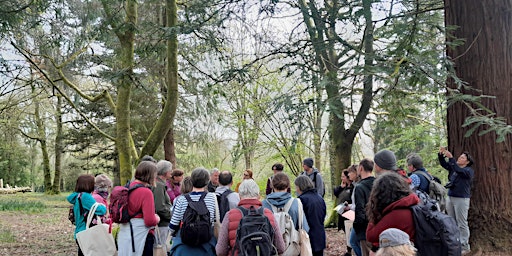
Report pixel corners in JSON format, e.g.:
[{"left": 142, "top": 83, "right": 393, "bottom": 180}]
[
  {"left": 76, "top": 202, "right": 116, "bottom": 256},
  {"left": 297, "top": 199, "right": 312, "bottom": 256},
  {"left": 153, "top": 228, "right": 167, "bottom": 256}
]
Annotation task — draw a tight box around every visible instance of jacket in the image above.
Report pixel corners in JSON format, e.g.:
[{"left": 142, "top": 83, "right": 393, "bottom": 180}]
[
  {"left": 302, "top": 169, "right": 324, "bottom": 197},
  {"left": 438, "top": 153, "right": 474, "bottom": 198},
  {"left": 366, "top": 193, "right": 420, "bottom": 249},
  {"left": 298, "top": 189, "right": 326, "bottom": 252},
  {"left": 153, "top": 177, "right": 172, "bottom": 227},
  {"left": 353, "top": 176, "right": 375, "bottom": 240},
  {"left": 262, "top": 191, "right": 310, "bottom": 232},
  {"left": 67, "top": 192, "right": 107, "bottom": 239},
  {"left": 215, "top": 198, "right": 285, "bottom": 256}
]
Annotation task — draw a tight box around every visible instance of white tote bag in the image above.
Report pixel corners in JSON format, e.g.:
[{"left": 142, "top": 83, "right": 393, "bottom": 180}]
[{"left": 76, "top": 202, "right": 116, "bottom": 256}]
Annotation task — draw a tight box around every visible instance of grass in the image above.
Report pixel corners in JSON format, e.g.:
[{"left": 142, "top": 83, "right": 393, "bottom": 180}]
[
  {"left": 0, "top": 225, "right": 15, "bottom": 243},
  {"left": 0, "top": 192, "right": 71, "bottom": 213}
]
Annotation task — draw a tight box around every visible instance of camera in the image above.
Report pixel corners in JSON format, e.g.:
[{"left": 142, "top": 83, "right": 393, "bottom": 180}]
[{"left": 445, "top": 182, "right": 454, "bottom": 189}]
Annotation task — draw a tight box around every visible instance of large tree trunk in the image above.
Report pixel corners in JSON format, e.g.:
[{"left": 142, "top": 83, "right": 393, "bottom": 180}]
[
  {"left": 51, "top": 94, "right": 63, "bottom": 194},
  {"left": 445, "top": 0, "right": 512, "bottom": 251},
  {"left": 140, "top": 0, "right": 179, "bottom": 159},
  {"left": 34, "top": 89, "right": 52, "bottom": 193}
]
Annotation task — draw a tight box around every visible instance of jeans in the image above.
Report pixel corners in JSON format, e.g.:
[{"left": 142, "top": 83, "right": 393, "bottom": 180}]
[
  {"left": 349, "top": 228, "right": 362, "bottom": 256},
  {"left": 446, "top": 196, "right": 471, "bottom": 250}
]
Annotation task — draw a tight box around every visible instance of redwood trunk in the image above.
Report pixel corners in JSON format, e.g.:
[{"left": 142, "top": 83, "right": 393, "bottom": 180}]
[{"left": 445, "top": 0, "right": 512, "bottom": 251}]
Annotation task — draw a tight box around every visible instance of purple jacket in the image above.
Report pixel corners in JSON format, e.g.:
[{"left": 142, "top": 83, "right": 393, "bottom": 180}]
[{"left": 166, "top": 180, "right": 181, "bottom": 204}]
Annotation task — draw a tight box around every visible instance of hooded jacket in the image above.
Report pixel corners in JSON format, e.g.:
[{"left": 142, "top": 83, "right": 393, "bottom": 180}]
[
  {"left": 366, "top": 193, "right": 420, "bottom": 249},
  {"left": 262, "top": 191, "right": 310, "bottom": 232},
  {"left": 66, "top": 192, "right": 107, "bottom": 239},
  {"left": 298, "top": 189, "right": 326, "bottom": 253}
]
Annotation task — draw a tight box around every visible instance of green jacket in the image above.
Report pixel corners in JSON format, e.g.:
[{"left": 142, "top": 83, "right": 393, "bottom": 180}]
[{"left": 152, "top": 177, "right": 172, "bottom": 226}]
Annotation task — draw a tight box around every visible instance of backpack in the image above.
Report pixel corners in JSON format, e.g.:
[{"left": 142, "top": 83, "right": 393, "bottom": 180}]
[
  {"left": 268, "top": 199, "right": 300, "bottom": 256},
  {"left": 181, "top": 193, "right": 213, "bottom": 246},
  {"left": 311, "top": 171, "right": 325, "bottom": 197},
  {"left": 68, "top": 193, "right": 84, "bottom": 225},
  {"left": 414, "top": 171, "right": 448, "bottom": 212},
  {"left": 233, "top": 206, "right": 276, "bottom": 256},
  {"left": 411, "top": 204, "right": 462, "bottom": 256},
  {"left": 216, "top": 189, "right": 233, "bottom": 222},
  {"left": 109, "top": 183, "right": 145, "bottom": 223}
]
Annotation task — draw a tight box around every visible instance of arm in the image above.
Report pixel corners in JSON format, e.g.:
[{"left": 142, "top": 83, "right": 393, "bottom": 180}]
[
  {"left": 215, "top": 211, "right": 231, "bottom": 256},
  {"left": 316, "top": 173, "right": 324, "bottom": 196},
  {"left": 153, "top": 184, "right": 171, "bottom": 221},
  {"left": 333, "top": 185, "right": 343, "bottom": 197},
  {"left": 438, "top": 152, "right": 450, "bottom": 170},
  {"left": 82, "top": 193, "right": 107, "bottom": 216},
  {"left": 352, "top": 186, "right": 367, "bottom": 233},
  {"left": 140, "top": 188, "right": 159, "bottom": 227},
  {"left": 410, "top": 174, "right": 420, "bottom": 188},
  {"left": 169, "top": 196, "right": 185, "bottom": 234},
  {"left": 448, "top": 158, "right": 474, "bottom": 178},
  {"left": 266, "top": 177, "right": 272, "bottom": 195}
]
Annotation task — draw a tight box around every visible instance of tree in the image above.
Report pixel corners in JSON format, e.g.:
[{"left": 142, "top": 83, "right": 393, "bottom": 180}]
[{"left": 445, "top": 0, "right": 512, "bottom": 251}]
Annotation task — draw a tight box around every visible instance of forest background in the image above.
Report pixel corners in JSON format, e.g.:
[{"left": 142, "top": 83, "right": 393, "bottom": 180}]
[{"left": 0, "top": 0, "right": 511, "bottom": 252}]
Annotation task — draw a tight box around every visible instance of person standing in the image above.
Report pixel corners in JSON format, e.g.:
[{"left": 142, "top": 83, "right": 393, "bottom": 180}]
[
  {"left": 215, "top": 179, "right": 285, "bottom": 256},
  {"left": 266, "top": 163, "right": 290, "bottom": 195},
  {"left": 215, "top": 171, "right": 240, "bottom": 222},
  {"left": 154, "top": 160, "right": 173, "bottom": 254},
  {"left": 352, "top": 158, "right": 375, "bottom": 256},
  {"left": 406, "top": 153, "right": 431, "bottom": 193},
  {"left": 67, "top": 174, "right": 108, "bottom": 256},
  {"left": 166, "top": 169, "right": 184, "bottom": 204},
  {"left": 295, "top": 176, "right": 326, "bottom": 256},
  {"left": 117, "top": 161, "right": 160, "bottom": 256},
  {"left": 235, "top": 169, "right": 253, "bottom": 192},
  {"left": 302, "top": 158, "right": 325, "bottom": 197},
  {"left": 169, "top": 167, "right": 217, "bottom": 255},
  {"left": 439, "top": 147, "right": 474, "bottom": 254},
  {"left": 207, "top": 168, "right": 220, "bottom": 192},
  {"left": 373, "top": 149, "right": 398, "bottom": 176},
  {"left": 365, "top": 172, "right": 419, "bottom": 253}
]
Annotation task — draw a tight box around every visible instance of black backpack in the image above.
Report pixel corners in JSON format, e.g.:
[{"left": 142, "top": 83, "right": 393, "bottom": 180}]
[
  {"left": 233, "top": 206, "right": 276, "bottom": 256},
  {"left": 181, "top": 193, "right": 213, "bottom": 246},
  {"left": 411, "top": 204, "right": 462, "bottom": 256},
  {"left": 216, "top": 189, "right": 233, "bottom": 222}
]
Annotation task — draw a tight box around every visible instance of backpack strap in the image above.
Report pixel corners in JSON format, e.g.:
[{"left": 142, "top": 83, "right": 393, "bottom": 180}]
[
  {"left": 296, "top": 199, "right": 304, "bottom": 230},
  {"left": 77, "top": 193, "right": 85, "bottom": 223},
  {"left": 283, "top": 198, "right": 295, "bottom": 213},
  {"left": 414, "top": 170, "right": 434, "bottom": 182},
  {"left": 312, "top": 172, "right": 317, "bottom": 186}
]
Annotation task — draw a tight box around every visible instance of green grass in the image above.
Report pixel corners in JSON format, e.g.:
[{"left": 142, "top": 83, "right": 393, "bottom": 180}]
[
  {"left": 0, "top": 225, "right": 16, "bottom": 243},
  {"left": 0, "top": 192, "right": 71, "bottom": 213}
]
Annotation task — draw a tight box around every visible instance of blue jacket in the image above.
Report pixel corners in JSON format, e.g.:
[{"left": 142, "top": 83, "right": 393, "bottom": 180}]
[
  {"left": 438, "top": 153, "right": 474, "bottom": 198},
  {"left": 262, "top": 192, "right": 310, "bottom": 232},
  {"left": 410, "top": 168, "right": 431, "bottom": 193},
  {"left": 298, "top": 189, "right": 326, "bottom": 253},
  {"left": 66, "top": 192, "right": 107, "bottom": 239}
]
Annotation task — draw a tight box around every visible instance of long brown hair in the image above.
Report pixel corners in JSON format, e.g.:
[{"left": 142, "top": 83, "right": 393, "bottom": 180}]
[{"left": 366, "top": 172, "right": 412, "bottom": 224}]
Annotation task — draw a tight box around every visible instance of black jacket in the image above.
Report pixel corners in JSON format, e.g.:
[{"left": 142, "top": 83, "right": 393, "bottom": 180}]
[{"left": 353, "top": 176, "right": 375, "bottom": 240}]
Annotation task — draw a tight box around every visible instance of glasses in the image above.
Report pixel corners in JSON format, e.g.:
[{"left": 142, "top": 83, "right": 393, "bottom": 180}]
[{"left": 243, "top": 173, "right": 249, "bottom": 177}]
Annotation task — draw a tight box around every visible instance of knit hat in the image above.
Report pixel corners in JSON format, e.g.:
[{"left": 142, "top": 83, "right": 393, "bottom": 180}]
[
  {"left": 379, "top": 228, "right": 412, "bottom": 248},
  {"left": 303, "top": 158, "right": 314, "bottom": 168},
  {"left": 374, "top": 149, "right": 397, "bottom": 171},
  {"left": 94, "top": 174, "right": 113, "bottom": 192}
]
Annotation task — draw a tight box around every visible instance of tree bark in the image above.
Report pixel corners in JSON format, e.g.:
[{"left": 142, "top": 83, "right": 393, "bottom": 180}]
[
  {"left": 445, "top": 0, "right": 512, "bottom": 250},
  {"left": 51, "top": 94, "right": 63, "bottom": 194},
  {"left": 140, "top": 0, "right": 179, "bottom": 159},
  {"left": 33, "top": 87, "right": 52, "bottom": 193}
]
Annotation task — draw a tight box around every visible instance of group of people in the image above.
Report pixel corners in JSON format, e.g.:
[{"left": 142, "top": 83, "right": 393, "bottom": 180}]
[
  {"left": 67, "top": 156, "right": 329, "bottom": 256},
  {"left": 333, "top": 147, "right": 474, "bottom": 256},
  {"left": 67, "top": 146, "right": 474, "bottom": 256}
]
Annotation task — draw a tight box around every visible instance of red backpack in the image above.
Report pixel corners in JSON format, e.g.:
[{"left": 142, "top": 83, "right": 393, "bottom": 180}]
[{"left": 109, "top": 183, "right": 145, "bottom": 223}]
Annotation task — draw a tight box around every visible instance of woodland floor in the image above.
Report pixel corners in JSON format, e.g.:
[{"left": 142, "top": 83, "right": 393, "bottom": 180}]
[{"left": 0, "top": 193, "right": 507, "bottom": 256}]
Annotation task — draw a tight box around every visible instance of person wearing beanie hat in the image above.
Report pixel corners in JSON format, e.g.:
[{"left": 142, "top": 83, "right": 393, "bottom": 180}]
[
  {"left": 301, "top": 157, "right": 325, "bottom": 197},
  {"left": 375, "top": 228, "right": 416, "bottom": 256},
  {"left": 374, "top": 149, "right": 398, "bottom": 175},
  {"left": 92, "top": 174, "right": 113, "bottom": 207}
]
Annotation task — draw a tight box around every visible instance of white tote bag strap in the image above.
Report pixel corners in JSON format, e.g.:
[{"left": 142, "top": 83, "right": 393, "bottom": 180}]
[
  {"left": 85, "top": 202, "right": 100, "bottom": 230},
  {"left": 297, "top": 199, "right": 304, "bottom": 230}
]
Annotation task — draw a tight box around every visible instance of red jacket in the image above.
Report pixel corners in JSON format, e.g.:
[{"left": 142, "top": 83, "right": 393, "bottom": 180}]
[
  {"left": 366, "top": 193, "right": 419, "bottom": 248},
  {"left": 215, "top": 198, "right": 285, "bottom": 256}
]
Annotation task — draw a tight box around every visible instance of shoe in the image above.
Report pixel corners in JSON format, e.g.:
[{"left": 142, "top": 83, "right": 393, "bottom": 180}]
[
  {"left": 462, "top": 249, "right": 471, "bottom": 255},
  {"left": 343, "top": 253, "right": 352, "bottom": 256}
]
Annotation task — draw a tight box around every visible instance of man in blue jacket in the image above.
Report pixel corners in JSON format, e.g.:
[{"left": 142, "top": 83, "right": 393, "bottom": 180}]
[{"left": 438, "top": 147, "right": 475, "bottom": 255}]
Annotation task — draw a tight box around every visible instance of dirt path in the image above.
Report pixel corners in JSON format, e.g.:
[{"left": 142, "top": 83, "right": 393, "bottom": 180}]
[{"left": 0, "top": 205, "right": 349, "bottom": 256}]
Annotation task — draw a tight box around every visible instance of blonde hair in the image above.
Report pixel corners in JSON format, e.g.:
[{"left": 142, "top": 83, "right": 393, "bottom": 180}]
[{"left": 375, "top": 244, "right": 417, "bottom": 256}]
